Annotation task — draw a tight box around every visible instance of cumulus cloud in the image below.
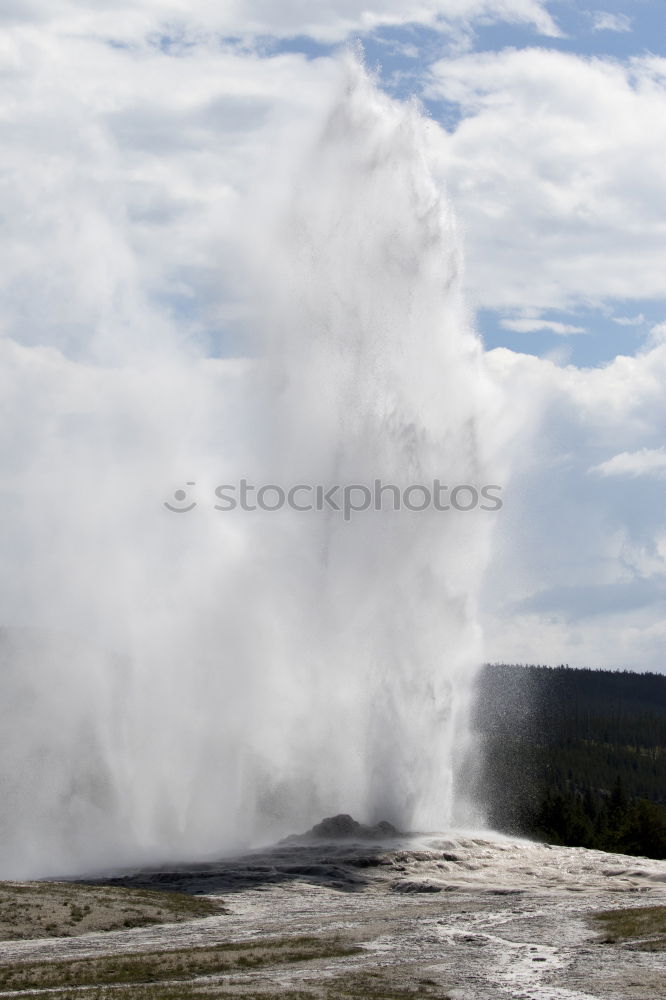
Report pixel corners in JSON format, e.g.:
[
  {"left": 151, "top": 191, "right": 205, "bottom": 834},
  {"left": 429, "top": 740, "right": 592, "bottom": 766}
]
[
  {"left": 481, "top": 336, "right": 666, "bottom": 668},
  {"left": 0, "top": 0, "right": 560, "bottom": 42},
  {"left": 591, "top": 447, "right": 666, "bottom": 479},
  {"left": 427, "top": 48, "right": 666, "bottom": 312},
  {"left": 0, "top": 29, "right": 343, "bottom": 362},
  {"left": 648, "top": 321, "right": 666, "bottom": 346}
]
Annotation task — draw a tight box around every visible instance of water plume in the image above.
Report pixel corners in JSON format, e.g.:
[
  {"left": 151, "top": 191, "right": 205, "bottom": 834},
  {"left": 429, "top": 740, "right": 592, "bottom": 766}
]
[{"left": 0, "top": 56, "right": 500, "bottom": 878}]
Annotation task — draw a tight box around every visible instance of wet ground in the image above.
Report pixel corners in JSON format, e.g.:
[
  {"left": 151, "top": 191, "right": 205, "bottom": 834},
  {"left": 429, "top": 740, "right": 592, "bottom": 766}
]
[{"left": 1, "top": 833, "right": 665, "bottom": 998}]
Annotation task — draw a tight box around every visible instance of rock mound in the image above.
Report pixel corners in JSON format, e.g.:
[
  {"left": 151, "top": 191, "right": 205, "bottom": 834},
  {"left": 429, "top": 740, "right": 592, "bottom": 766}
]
[{"left": 283, "top": 813, "right": 402, "bottom": 843}]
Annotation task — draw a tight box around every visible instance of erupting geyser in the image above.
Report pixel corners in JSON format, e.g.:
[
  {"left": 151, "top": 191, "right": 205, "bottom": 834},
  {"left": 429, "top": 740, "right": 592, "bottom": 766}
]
[{"left": 0, "top": 56, "right": 503, "bottom": 878}]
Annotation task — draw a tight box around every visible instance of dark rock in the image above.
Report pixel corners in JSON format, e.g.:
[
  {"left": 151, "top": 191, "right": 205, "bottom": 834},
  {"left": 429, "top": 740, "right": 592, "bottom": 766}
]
[
  {"left": 392, "top": 880, "right": 443, "bottom": 893},
  {"left": 282, "top": 813, "right": 403, "bottom": 843}
]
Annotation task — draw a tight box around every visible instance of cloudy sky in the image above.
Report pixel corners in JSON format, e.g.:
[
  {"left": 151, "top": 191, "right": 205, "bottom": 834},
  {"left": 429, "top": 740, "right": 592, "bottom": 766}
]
[{"left": 1, "top": 0, "right": 664, "bottom": 672}]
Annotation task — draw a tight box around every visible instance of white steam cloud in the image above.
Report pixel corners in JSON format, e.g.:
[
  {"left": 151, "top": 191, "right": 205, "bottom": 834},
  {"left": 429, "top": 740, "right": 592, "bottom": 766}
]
[{"left": 0, "top": 57, "right": 509, "bottom": 878}]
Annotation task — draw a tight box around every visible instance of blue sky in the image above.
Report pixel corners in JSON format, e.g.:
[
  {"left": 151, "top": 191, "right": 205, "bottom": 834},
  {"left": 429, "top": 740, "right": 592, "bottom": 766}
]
[{"left": 267, "top": 1, "right": 665, "bottom": 369}]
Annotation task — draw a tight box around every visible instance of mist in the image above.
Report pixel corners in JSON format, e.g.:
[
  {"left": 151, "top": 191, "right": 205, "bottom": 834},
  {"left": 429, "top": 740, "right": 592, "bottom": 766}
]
[{"left": 0, "top": 56, "right": 509, "bottom": 879}]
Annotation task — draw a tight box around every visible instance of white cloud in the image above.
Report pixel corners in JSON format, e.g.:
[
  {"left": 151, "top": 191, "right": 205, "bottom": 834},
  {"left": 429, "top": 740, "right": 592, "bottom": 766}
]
[
  {"left": 591, "top": 11, "right": 632, "bottom": 33},
  {"left": 611, "top": 313, "right": 645, "bottom": 326},
  {"left": 0, "top": 0, "right": 560, "bottom": 42},
  {"left": 485, "top": 610, "right": 666, "bottom": 672},
  {"left": 591, "top": 447, "right": 666, "bottom": 479},
  {"left": 481, "top": 337, "right": 666, "bottom": 669},
  {"left": 500, "top": 317, "right": 586, "bottom": 334},
  {"left": 618, "top": 530, "right": 666, "bottom": 579},
  {"left": 648, "top": 321, "right": 666, "bottom": 346},
  {"left": 427, "top": 48, "right": 666, "bottom": 312},
  {"left": 0, "top": 30, "right": 342, "bottom": 362}
]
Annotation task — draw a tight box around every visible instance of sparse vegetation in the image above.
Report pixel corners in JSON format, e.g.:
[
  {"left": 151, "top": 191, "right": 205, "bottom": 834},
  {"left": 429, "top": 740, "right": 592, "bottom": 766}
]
[
  {"left": 591, "top": 905, "right": 666, "bottom": 951},
  {"left": 0, "top": 935, "right": 360, "bottom": 993},
  {"left": 0, "top": 965, "right": 449, "bottom": 1000},
  {"left": 0, "top": 912, "right": 448, "bottom": 1000},
  {"left": 0, "top": 881, "right": 224, "bottom": 940},
  {"left": 4, "top": 986, "right": 448, "bottom": 1000},
  {"left": 320, "top": 968, "right": 450, "bottom": 998}
]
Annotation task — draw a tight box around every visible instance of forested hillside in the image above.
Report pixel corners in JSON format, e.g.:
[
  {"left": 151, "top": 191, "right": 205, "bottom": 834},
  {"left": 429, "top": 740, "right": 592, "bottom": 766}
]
[{"left": 474, "top": 664, "right": 666, "bottom": 859}]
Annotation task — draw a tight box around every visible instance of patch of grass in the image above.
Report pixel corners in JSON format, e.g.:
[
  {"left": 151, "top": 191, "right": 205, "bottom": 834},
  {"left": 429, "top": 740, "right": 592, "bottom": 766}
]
[
  {"left": 591, "top": 905, "right": 666, "bottom": 951},
  {"left": 0, "top": 881, "right": 225, "bottom": 940},
  {"left": 9, "top": 968, "right": 450, "bottom": 1000},
  {"left": 0, "top": 988, "right": 316, "bottom": 1000},
  {"left": 321, "top": 969, "right": 450, "bottom": 999},
  {"left": 0, "top": 934, "right": 360, "bottom": 993},
  {"left": 0, "top": 989, "right": 320, "bottom": 1000}
]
